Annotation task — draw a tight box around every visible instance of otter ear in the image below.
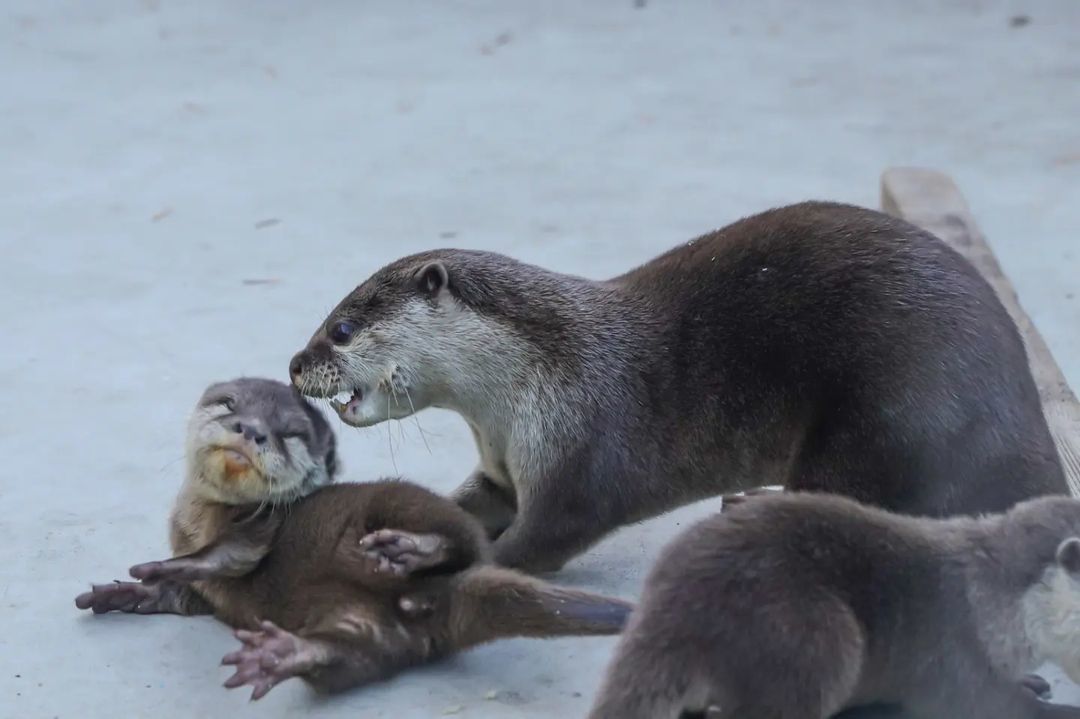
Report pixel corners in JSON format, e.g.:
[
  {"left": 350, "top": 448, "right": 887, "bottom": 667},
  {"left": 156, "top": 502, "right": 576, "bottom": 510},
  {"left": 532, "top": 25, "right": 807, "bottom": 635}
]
[
  {"left": 416, "top": 261, "right": 449, "bottom": 297},
  {"left": 1056, "top": 538, "right": 1080, "bottom": 575}
]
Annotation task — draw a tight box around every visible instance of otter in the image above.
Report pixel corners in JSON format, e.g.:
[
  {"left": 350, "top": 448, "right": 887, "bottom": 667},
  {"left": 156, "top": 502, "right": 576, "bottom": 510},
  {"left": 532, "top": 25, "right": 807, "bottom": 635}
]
[
  {"left": 74, "top": 378, "right": 632, "bottom": 700},
  {"left": 288, "top": 201, "right": 1066, "bottom": 572},
  {"left": 586, "top": 492, "right": 1080, "bottom": 719}
]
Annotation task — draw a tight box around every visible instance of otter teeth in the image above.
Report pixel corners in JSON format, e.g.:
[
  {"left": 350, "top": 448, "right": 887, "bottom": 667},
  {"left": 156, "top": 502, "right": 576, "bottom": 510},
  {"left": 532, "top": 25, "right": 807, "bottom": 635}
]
[{"left": 329, "top": 389, "right": 364, "bottom": 415}]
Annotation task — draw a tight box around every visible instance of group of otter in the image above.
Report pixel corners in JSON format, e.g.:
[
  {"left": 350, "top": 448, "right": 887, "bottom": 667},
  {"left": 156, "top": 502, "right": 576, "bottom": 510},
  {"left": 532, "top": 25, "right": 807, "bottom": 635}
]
[{"left": 77, "top": 202, "right": 1080, "bottom": 718}]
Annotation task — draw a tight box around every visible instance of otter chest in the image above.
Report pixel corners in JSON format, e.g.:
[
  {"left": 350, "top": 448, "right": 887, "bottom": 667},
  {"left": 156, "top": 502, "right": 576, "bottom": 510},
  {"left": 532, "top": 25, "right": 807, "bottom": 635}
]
[{"left": 468, "top": 423, "right": 516, "bottom": 491}]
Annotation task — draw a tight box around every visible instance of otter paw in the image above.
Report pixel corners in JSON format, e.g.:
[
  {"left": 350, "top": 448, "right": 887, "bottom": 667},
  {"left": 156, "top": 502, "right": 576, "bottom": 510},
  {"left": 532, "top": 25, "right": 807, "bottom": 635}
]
[
  {"left": 358, "top": 529, "right": 447, "bottom": 575},
  {"left": 1022, "top": 673, "right": 1052, "bottom": 699},
  {"left": 75, "top": 580, "right": 160, "bottom": 614},
  {"left": 221, "top": 621, "right": 318, "bottom": 701}
]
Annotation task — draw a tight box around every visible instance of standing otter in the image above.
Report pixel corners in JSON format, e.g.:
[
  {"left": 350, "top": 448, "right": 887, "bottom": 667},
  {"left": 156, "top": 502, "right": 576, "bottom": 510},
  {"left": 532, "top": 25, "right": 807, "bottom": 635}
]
[
  {"left": 288, "top": 201, "right": 1066, "bottom": 572},
  {"left": 75, "top": 378, "right": 632, "bottom": 699},
  {"left": 586, "top": 492, "right": 1080, "bottom": 719}
]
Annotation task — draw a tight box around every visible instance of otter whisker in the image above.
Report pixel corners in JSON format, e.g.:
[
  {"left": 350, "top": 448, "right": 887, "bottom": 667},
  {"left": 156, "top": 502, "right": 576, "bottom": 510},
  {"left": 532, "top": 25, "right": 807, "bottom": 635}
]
[
  {"left": 159, "top": 453, "right": 187, "bottom": 473},
  {"left": 386, "top": 395, "right": 399, "bottom": 475},
  {"left": 403, "top": 387, "right": 432, "bottom": 455}
]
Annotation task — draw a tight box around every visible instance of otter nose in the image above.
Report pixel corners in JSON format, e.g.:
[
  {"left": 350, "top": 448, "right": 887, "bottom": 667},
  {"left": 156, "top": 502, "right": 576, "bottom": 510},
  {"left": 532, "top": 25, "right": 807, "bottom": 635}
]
[
  {"left": 289, "top": 352, "right": 306, "bottom": 384},
  {"left": 232, "top": 420, "right": 267, "bottom": 445}
]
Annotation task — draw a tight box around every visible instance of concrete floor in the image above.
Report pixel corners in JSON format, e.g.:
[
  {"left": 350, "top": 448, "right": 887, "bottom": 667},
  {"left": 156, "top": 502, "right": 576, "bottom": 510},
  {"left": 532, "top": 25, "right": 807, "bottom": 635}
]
[{"left": 2, "top": 1, "right": 1079, "bottom": 717}]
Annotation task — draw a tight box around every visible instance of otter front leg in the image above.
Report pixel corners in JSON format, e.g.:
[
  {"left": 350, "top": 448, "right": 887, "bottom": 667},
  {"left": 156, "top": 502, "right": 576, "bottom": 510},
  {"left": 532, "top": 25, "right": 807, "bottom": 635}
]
[
  {"left": 916, "top": 676, "right": 1080, "bottom": 719},
  {"left": 451, "top": 469, "right": 516, "bottom": 539},
  {"left": 75, "top": 580, "right": 211, "bottom": 616},
  {"left": 129, "top": 538, "right": 270, "bottom": 584},
  {"left": 130, "top": 519, "right": 278, "bottom": 583},
  {"left": 491, "top": 480, "right": 625, "bottom": 573}
]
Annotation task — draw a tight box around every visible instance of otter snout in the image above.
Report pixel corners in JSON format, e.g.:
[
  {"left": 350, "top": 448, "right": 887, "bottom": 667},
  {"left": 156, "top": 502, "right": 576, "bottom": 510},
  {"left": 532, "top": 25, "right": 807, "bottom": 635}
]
[
  {"left": 289, "top": 341, "right": 339, "bottom": 397},
  {"left": 288, "top": 351, "right": 306, "bottom": 385},
  {"left": 231, "top": 419, "right": 267, "bottom": 445}
]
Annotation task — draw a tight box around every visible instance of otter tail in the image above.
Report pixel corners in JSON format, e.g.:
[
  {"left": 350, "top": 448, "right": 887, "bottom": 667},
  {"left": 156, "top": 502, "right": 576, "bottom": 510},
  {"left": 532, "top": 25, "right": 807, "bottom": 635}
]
[{"left": 446, "top": 566, "right": 633, "bottom": 649}]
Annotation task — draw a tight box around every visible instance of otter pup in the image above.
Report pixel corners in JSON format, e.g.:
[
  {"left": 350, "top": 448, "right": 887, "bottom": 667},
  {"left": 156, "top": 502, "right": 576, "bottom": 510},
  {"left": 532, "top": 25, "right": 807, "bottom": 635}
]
[
  {"left": 75, "top": 378, "right": 632, "bottom": 700},
  {"left": 288, "top": 201, "right": 1066, "bottom": 572},
  {"left": 585, "top": 492, "right": 1080, "bottom": 719}
]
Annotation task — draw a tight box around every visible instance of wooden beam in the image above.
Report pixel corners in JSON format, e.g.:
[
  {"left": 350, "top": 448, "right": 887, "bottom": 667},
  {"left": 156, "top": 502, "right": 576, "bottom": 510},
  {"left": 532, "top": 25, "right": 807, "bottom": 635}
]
[{"left": 881, "top": 167, "right": 1080, "bottom": 496}]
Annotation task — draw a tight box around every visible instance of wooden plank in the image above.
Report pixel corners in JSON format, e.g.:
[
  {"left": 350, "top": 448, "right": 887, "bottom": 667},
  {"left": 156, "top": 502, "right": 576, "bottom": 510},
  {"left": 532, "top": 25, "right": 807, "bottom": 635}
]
[{"left": 881, "top": 167, "right": 1080, "bottom": 496}]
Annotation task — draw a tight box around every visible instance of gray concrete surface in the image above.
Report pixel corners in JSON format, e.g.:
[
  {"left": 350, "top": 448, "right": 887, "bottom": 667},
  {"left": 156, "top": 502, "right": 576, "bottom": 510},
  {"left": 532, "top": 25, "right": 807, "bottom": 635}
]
[{"left": 2, "top": 1, "right": 1078, "bottom": 717}]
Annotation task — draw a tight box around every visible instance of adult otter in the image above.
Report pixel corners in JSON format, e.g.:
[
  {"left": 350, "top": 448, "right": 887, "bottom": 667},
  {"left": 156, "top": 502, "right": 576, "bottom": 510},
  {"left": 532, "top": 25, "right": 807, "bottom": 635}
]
[
  {"left": 289, "top": 202, "right": 1066, "bottom": 572},
  {"left": 586, "top": 492, "right": 1080, "bottom": 719},
  {"left": 75, "top": 378, "right": 632, "bottom": 699}
]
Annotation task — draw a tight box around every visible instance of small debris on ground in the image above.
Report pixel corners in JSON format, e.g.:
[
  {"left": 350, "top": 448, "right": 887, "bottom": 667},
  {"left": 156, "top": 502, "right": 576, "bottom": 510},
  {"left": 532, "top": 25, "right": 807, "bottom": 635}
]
[
  {"left": 151, "top": 207, "right": 173, "bottom": 222},
  {"left": 480, "top": 31, "right": 513, "bottom": 55},
  {"left": 484, "top": 690, "right": 498, "bottom": 700},
  {"left": 242, "top": 278, "right": 282, "bottom": 286},
  {"left": 254, "top": 218, "right": 281, "bottom": 229},
  {"left": 442, "top": 705, "right": 465, "bottom": 715},
  {"left": 1009, "top": 14, "right": 1031, "bottom": 28},
  {"left": 439, "top": 230, "right": 458, "bottom": 239}
]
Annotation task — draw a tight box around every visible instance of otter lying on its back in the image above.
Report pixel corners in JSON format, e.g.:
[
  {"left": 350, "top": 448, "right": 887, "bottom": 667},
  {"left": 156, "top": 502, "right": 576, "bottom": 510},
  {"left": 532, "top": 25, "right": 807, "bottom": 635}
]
[
  {"left": 587, "top": 492, "right": 1080, "bottom": 719},
  {"left": 289, "top": 202, "right": 1066, "bottom": 572},
  {"left": 75, "top": 378, "right": 632, "bottom": 700}
]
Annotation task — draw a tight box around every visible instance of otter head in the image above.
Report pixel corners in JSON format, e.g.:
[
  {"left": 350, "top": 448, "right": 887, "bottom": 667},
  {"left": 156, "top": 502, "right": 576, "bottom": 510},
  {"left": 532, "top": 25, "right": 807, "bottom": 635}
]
[
  {"left": 288, "top": 251, "right": 516, "bottom": 428},
  {"left": 186, "top": 377, "right": 339, "bottom": 505},
  {"left": 1022, "top": 536, "right": 1080, "bottom": 683}
]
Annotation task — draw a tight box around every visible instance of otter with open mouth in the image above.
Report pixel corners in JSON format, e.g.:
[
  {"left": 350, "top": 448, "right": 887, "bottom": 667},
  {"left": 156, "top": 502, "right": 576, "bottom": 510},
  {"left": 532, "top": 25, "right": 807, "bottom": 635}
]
[
  {"left": 288, "top": 201, "right": 1067, "bottom": 573},
  {"left": 75, "top": 377, "right": 633, "bottom": 700}
]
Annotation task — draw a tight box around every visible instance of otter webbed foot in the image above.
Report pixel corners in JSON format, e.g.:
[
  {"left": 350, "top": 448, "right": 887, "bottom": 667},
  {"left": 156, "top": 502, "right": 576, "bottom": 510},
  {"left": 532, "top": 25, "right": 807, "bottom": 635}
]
[
  {"left": 222, "top": 621, "right": 328, "bottom": 700},
  {"left": 357, "top": 529, "right": 451, "bottom": 576}
]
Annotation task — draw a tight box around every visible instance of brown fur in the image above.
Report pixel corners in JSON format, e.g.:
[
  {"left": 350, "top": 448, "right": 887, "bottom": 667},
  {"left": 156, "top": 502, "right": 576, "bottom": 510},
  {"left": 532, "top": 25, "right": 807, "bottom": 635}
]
[
  {"left": 587, "top": 492, "right": 1080, "bottom": 719},
  {"left": 290, "top": 202, "right": 1066, "bottom": 572},
  {"left": 75, "top": 379, "right": 631, "bottom": 699}
]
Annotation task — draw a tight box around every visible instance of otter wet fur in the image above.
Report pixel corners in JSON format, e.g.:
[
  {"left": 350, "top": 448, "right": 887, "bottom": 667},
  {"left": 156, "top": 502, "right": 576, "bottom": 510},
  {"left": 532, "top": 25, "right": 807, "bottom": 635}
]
[
  {"left": 288, "top": 201, "right": 1066, "bottom": 572},
  {"left": 75, "top": 378, "right": 632, "bottom": 700},
  {"left": 585, "top": 492, "right": 1080, "bottom": 719}
]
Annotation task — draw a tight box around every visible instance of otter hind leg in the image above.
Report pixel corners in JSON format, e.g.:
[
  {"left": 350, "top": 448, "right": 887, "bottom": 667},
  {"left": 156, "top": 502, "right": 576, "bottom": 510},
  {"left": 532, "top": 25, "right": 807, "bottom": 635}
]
[
  {"left": 221, "top": 620, "right": 403, "bottom": 700},
  {"left": 223, "top": 621, "right": 336, "bottom": 700}
]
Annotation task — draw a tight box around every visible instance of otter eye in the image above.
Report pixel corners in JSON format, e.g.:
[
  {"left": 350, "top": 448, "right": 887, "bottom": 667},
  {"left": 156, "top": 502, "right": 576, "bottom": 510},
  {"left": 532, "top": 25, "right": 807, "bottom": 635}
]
[
  {"left": 205, "top": 396, "right": 235, "bottom": 411},
  {"left": 329, "top": 321, "right": 356, "bottom": 345}
]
